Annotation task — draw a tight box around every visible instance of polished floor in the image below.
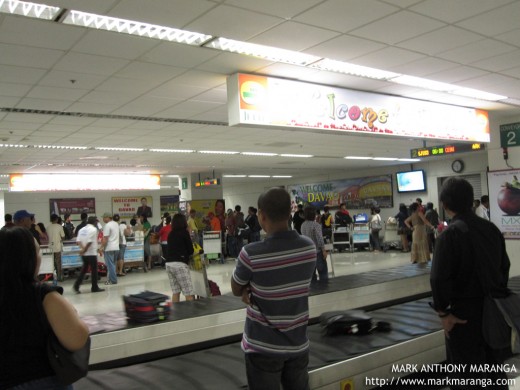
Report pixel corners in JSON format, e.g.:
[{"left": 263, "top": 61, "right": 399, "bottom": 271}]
[{"left": 62, "top": 249, "right": 413, "bottom": 317}]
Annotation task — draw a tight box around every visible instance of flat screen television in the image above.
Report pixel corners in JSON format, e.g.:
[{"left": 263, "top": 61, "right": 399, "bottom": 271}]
[{"left": 396, "top": 170, "right": 426, "bottom": 193}]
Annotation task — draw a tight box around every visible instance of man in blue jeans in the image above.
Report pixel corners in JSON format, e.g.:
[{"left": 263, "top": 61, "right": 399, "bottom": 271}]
[
  {"left": 100, "top": 212, "right": 120, "bottom": 285},
  {"left": 231, "top": 188, "right": 316, "bottom": 390}
]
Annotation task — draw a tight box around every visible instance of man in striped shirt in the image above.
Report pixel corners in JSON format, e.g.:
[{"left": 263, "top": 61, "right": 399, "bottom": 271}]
[{"left": 232, "top": 188, "right": 316, "bottom": 390}]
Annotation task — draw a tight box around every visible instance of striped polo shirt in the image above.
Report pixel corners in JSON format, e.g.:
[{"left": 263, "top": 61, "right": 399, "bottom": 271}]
[{"left": 232, "top": 230, "right": 316, "bottom": 357}]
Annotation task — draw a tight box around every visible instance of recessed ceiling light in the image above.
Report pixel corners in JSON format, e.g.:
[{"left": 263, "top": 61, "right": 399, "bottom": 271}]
[
  {"left": 0, "top": 0, "right": 60, "bottom": 20},
  {"left": 344, "top": 156, "right": 373, "bottom": 160},
  {"left": 149, "top": 149, "right": 194, "bottom": 153},
  {"left": 248, "top": 175, "right": 270, "bottom": 178},
  {"left": 372, "top": 157, "right": 398, "bottom": 161},
  {"left": 241, "top": 152, "right": 278, "bottom": 156},
  {"left": 199, "top": 150, "right": 239, "bottom": 155},
  {"left": 280, "top": 154, "right": 313, "bottom": 158},
  {"left": 223, "top": 174, "right": 247, "bottom": 178}
]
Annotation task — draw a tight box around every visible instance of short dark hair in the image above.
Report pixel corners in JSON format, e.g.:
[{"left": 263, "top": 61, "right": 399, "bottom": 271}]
[
  {"left": 304, "top": 206, "right": 316, "bottom": 221},
  {"left": 426, "top": 202, "right": 434, "bottom": 210},
  {"left": 80, "top": 212, "right": 88, "bottom": 220},
  {"left": 87, "top": 216, "right": 97, "bottom": 225},
  {"left": 50, "top": 214, "right": 59, "bottom": 222},
  {"left": 113, "top": 214, "right": 120, "bottom": 222},
  {"left": 64, "top": 213, "right": 71, "bottom": 219},
  {"left": 339, "top": 202, "right": 346, "bottom": 208},
  {"left": 440, "top": 177, "right": 474, "bottom": 215},
  {"left": 324, "top": 206, "right": 329, "bottom": 213},
  {"left": 4, "top": 213, "right": 12, "bottom": 223},
  {"left": 235, "top": 205, "right": 241, "bottom": 212},
  {"left": 481, "top": 195, "right": 489, "bottom": 203},
  {"left": 257, "top": 188, "right": 291, "bottom": 223},
  {"left": 166, "top": 216, "right": 172, "bottom": 224}
]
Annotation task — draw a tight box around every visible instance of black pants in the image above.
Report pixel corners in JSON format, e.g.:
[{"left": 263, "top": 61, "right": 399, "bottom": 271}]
[
  {"left": 446, "top": 299, "right": 509, "bottom": 389},
  {"left": 74, "top": 255, "right": 99, "bottom": 292},
  {"left": 245, "top": 352, "right": 309, "bottom": 390}
]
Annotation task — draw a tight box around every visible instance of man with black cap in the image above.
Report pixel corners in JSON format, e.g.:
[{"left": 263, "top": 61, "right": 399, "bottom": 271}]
[{"left": 74, "top": 216, "right": 105, "bottom": 294}]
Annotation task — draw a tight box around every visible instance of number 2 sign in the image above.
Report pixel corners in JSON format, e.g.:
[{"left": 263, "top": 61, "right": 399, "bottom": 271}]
[{"left": 500, "top": 122, "right": 520, "bottom": 148}]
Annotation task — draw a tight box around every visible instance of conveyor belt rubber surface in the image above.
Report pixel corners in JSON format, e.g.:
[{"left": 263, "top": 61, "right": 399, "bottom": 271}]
[{"left": 76, "top": 298, "right": 441, "bottom": 390}]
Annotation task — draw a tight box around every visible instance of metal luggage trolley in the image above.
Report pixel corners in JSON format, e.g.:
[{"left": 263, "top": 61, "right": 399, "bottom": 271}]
[
  {"left": 351, "top": 214, "right": 370, "bottom": 252},
  {"left": 202, "top": 230, "right": 223, "bottom": 263},
  {"left": 382, "top": 218, "right": 401, "bottom": 252},
  {"left": 332, "top": 224, "right": 351, "bottom": 253},
  {"left": 38, "top": 245, "right": 55, "bottom": 278}
]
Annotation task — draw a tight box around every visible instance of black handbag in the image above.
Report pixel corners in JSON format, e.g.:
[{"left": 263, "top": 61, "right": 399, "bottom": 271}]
[{"left": 47, "top": 333, "right": 91, "bottom": 385}]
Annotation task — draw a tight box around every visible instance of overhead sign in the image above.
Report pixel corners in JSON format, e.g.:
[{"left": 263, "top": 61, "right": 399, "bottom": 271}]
[
  {"left": 500, "top": 122, "right": 520, "bottom": 148},
  {"left": 227, "top": 73, "right": 490, "bottom": 142},
  {"left": 410, "top": 143, "right": 485, "bottom": 158},
  {"left": 195, "top": 178, "right": 220, "bottom": 187}
]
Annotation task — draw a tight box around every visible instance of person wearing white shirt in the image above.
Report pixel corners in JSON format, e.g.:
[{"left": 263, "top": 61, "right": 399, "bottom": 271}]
[
  {"left": 73, "top": 216, "right": 104, "bottom": 293},
  {"left": 100, "top": 212, "right": 120, "bottom": 285},
  {"left": 475, "top": 195, "right": 490, "bottom": 221},
  {"left": 46, "top": 213, "right": 65, "bottom": 281}
]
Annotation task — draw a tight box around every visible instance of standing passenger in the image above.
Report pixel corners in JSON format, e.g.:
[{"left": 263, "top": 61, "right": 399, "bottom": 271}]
[
  {"left": 100, "top": 212, "right": 120, "bottom": 285},
  {"left": 231, "top": 188, "right": 316, "bottom": 390},
  {"left": 46, "top": 213, "right": 65, "bottom": 282},
  {"left": 404, "top": 203, "right": 434, "bottom": 264},
  {"left": 394, "top": 203, "right": 410, "bottom": 252},
  {"left": 74, "top": 216, "right": 104, "bottom": 293},
  {"left": 301, "top": 205, "right": 328, "bottom": 282},
  {"left": 431, "top": 177, "right": 510, "bottom": 388}
]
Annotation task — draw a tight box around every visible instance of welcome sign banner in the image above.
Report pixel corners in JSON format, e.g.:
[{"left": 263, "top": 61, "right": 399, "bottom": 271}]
[
  {"left": 227, "top": 73, "right": 489, "bottom": 142},
  {"left": 287, "top": 175, "right": 393, "bottom": 210}
]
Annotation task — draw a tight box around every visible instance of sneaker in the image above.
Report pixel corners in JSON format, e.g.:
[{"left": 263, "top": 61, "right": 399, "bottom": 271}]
[
  {"left": 73, "top": 286, "right": 81, "bottom": 294},
  {"left": 104, "top": 281, "right": 117, "bottom": 285},
  {"left": 91, "top": 288, "right": 105, "bottom": 293}
]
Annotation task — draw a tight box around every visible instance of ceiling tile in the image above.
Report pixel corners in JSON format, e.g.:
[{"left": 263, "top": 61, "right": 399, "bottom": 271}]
[
  {"left": 185, "top": 4, "right": 283, "bottom": 41},
  {"left": 0, "top": 65, "right": 47, "bottom": 84},
  {"left": 388, "top": 57, "right": 458, "bottom": 76},
  {"left": 30, "top": 0, "right": 119, "bottom": 14},
  {"left": 196, "top": 52, "right": 273, "bottom": 74},
  {"left": 397, "top": 26, "right": 482, "bottom": 55},
  {"left": 0, "top": 16, "right": 85, "bottom": 50},
  {"left": 471, "top": 50, "right": 520, "bottom": 72},
  {"left": 0, "top": 43, "right": 63, "bottom": 68},
  {"left": 111, "top": 96, "right": 183, "bottom": 117},
  {"left": 409, "top": 0, "right": 513, "bottom": 23},
  {"left": 53, "top": 52, "right": 129, "bottom": 76},
  {"left": 0, "top": 83, "right": 32, "bottom": 97},
  {"left": 249, "top": 21, "right": 339, "bottom": 51},
  {"left": 456, "top": 2, "right": 520, "bottom": 36},
  {"left": 16, "top": 97, "right": 72, "bottom": 111},
  {"left": 353, "top": 47, "right": 425, "bottom": 68},
  {"left": 71, "top": 30, "right": 159, "bottom": 60},
  {"left": 141, "top": 43, "right": 219, "bottom": 69},
  {"left": 27, "top": 86, "right": 89, "bottom": 101},
  {"left": 108, "top": 0, "right": 217, "bottom": 29},
  {"left": 349, "top": 10, "right": 445, "bottom": 44},
  {"left": 224, "top": 0, "right": 321, "bottom": 19},
  {"left": 294, "top": 0, "right": 399, "bottom": 33},
  {"left": 38, "top": 70, "right": 108, "bottom": 89},
  {"left": 427, "top": 65, "right": 488, "bottom": 83},
  {"left": 304, "top": 35, "right": 386, "bottom": 61},
  {"left": 115, "top": 62, "right": 186, "bottom": 83},
  {"left": 494, "top": 28, "right": 520, "bottom": 47},
  {"left": 437, "top": 39, "right": 517, "bottom": 64}
]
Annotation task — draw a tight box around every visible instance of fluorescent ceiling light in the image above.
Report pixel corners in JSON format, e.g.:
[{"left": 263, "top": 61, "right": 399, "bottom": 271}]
[
  {"left": 450, "top": 87, "right": 507, "bottom": 102},
  {"left": 149, "top": 148, "right": 194, "bottom": 153},
  {"left": 248, "top": 175, "right": 270, "bottom": 178},
  {"left": 163, "top": 175, "right": 179, "bottom": 177},
  {"left": 0, "top": 143, "right": 29, "bottom": 148},
  {"left": 63, "top": 10, "right": 212, "bottom": 46},
  {"left": 241, "top": 152, "right": 278, "bottom": 156},
  {"left": 198, "top": 150, "right": 239, "bottom": 155},
  {"left": 398, "top": 158, "right": 421, "bottom": 162},
  {"left": 223, "top": 174, "right": 247, "bottom": 178},
  {"left": 272, "top": 175, "right": 292, "bottom": 178},
  {"left": 95, "top": 147, "right": 144, "bottom": 152},
  {"left": 9, "top": 174, "right": 160, "bottom": 191},
  {"left": 205, "top": 38, "right": 320, "bottom": 66},
  {"left": 389, "top": 75, "right": 454, "bottom": 92},
  {"left": 373, "top": 157, "right": 398, "bottom": 161},
  {"left": 35, "top": 145, "right": 88, "bottom": 150},
  {"left": 0, "top": 0, "right": 60, "bottom": 20},
  {"left": 280, "top": 154, "right": 313, "bottom": 158},
  {"left": 311, "top": 59, "right": 399, "bottom": 80},
  {"left": 345, "top": 156, "right": 372, "bottom": 160}
]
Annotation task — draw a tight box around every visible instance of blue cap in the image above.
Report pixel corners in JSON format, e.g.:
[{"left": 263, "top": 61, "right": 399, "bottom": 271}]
[{"left": 13, "top": 209, "right": 34, "bottom": 221}]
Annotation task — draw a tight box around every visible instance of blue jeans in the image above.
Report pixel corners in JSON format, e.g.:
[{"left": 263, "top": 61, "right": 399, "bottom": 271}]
[
  {"left": 245, "top": 352, "right": 309, "bottom": 390},
  {"left": 312, "top": 250, "right": 328, "bottom": 282},
  {"left": 10, "top": 376, "right": 73, "bottom": 390},
  {"left": 104, "top": 250, "right": 119, "bottom": 283}
]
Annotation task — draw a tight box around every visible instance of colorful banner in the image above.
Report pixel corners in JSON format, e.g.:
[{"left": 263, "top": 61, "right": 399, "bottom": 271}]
[
  {"left": 287, "top": 175, "right": 393, "bottom": 210},
  {"left": 112, "top": 196, "right": 153, "bottom": 218},
  {"left": 179, "top": 199, "right": 226, "bottom": 232},
  {"left": 160, "top": 195, "right": 180, "bottom": 216},
  {"left": 488, "top": 169, "right": 520, "bottom": 239},
  {"left": 228, "top": 73, "right": 490, "bottom": 142},
  {"left": 49, "top": 198, "right": 96, "bottom": 217}
]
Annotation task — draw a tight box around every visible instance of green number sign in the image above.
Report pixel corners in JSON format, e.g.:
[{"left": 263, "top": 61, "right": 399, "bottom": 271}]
[{"left": 500, "top": 122, "right": 520, "bottom": 148}]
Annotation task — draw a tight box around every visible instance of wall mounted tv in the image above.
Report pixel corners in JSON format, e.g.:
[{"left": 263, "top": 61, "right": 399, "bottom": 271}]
[{"left": 396, "top": 170, "right": 427, "bottom": 193}]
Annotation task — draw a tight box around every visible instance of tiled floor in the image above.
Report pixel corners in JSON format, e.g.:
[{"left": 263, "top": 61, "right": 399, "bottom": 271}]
[{"left": 62, "top": 249, "right": 413, "bottom": 317}]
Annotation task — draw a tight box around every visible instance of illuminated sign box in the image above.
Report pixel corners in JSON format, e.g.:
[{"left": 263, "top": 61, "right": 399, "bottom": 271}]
[
  {"left": 410, "top": 143, "right": 485, "bottom": 158},
  {"left": 9, "top": 174, "right": 161, "bottom": 191},
  {"left": 195, "top": 178, "right": 220, "bottom": 187},
  {"left": 227, "top": 73, "right": 490, "bottom": 142}
]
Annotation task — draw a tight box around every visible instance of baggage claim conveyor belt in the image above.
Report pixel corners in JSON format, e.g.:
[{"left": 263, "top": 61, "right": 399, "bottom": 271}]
[{"left": 77, "top": 263, "right": 449, "bottom": 389}]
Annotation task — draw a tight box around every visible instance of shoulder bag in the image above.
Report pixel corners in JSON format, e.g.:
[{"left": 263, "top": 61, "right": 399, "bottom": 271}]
[{"left": 38, "top": 284, "right": 91, "bottom": 385}]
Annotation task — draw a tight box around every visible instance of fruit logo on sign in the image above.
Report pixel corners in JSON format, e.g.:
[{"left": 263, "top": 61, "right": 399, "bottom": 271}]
[{"left": 239, "top": 74, "right": 268, "bottom": 110}]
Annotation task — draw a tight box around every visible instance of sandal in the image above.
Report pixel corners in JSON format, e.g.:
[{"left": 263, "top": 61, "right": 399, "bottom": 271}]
[{"left": 117, "top": 273, "right": 126, "bottom": 277}]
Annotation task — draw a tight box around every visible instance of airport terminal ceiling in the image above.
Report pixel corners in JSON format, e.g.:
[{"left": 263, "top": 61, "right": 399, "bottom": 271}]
[{"left": 1, "top": 0, "right": 520, "bottom": 183}]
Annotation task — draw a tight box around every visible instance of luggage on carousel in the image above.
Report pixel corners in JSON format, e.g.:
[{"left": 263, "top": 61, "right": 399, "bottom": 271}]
[{"left": 123, "top": 291, "right": 171, "bottom": 323}]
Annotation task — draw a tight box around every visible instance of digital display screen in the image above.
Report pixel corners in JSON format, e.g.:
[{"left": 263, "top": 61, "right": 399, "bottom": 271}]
[
  {"left": 396, "top": 170, "right": 426, "bottom": 193},
  {"left": 195, "top": 178, "right": 220, "bottom": 187},
  {"left": 410, "top": 143, "right": 484, "bottom": 158}
]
